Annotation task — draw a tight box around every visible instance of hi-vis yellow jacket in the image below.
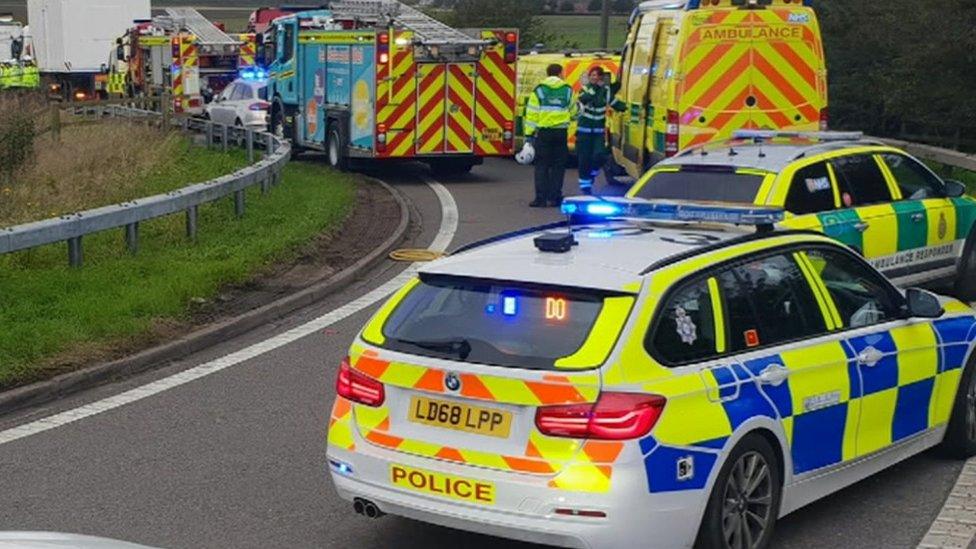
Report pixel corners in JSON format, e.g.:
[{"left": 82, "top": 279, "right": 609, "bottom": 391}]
[{"left": 525, "top": 76, "right": 575, "bottom": 136}]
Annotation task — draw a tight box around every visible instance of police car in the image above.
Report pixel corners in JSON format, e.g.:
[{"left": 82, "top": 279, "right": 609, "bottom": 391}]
[
  {"left": 627, "top": 131, "right": 976, "bottom": 300},
  {"left": 326, "top": 197, "right": 976, "bottom": 549}
]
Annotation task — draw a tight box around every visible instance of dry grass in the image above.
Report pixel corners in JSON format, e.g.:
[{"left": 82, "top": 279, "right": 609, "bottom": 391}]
[{"left": 0, "top": 123, "right": 227, "bottom": 226}]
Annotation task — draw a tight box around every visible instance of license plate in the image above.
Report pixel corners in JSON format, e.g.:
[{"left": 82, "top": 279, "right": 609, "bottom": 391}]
[
  {"left": 390, "top": 463, "right": 495, "bottom": 505},
  {"left": 481, "top": 128, "right": 502, "bottom": 141},
  {"left": 408, "top": 396, "right": 512, "bottom": 438}
]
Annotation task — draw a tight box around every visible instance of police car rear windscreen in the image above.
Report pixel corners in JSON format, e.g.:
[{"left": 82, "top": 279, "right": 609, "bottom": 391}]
[
  {"left": 634, "top": 171, "right": 764, "bottom": 204},
  {"left": 381, "top": 277, "right": 610, "bottom": 370}
]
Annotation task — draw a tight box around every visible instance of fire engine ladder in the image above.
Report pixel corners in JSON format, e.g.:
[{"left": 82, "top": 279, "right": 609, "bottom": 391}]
[
  {"left": 328, "top": 0, "right": 488, "bottom": 47},
  {"left": 163, "top": 7, "right": 240, "bottom": 48}
]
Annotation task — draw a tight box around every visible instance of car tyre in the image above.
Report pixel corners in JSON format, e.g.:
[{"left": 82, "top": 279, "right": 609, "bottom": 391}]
[
  {"left": 940, "top": 354, "right": 976, "bottom": 459},
  {"left": 954, "top": 229, "right": 976, "bottom": 302},
  {"left": 327, "top": 122, "right": 348, "bottom": 171},
  {"left": 696, "top": 434, "right": 782, "bottom": 549}
]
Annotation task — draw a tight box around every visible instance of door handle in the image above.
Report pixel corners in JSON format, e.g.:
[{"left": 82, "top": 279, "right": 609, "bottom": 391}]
[
  {"left": 853, "top": 222, "right": 870, "bottom": 233},
  {"left": 911, "top": 213, "right": 925, "bottom": 223},
  {"left": 757, "top": 364, "right": 789, "bottom": 387},
  {"left": 857, "top": 346, "right": 884, "bottom": 367}
]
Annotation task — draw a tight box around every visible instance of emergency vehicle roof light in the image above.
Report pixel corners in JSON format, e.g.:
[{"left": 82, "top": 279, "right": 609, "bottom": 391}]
[
  {"left": 561, "top": 196, "right": 785, "bottom": 227},
  {"left": 732, "top": 130, "right": 864, "bottom": 142}
]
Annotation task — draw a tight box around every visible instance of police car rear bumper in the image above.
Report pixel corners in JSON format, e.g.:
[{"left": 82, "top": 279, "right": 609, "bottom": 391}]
[{"left": 326, "top": 441, "right": 707, "bottom": 549}]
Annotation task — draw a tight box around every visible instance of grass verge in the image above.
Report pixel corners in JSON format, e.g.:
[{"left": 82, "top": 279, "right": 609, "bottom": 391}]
[
  {"left": 2, "top": 124, "right": 245, "bottom": 226},
  {"left": 0, "top": 159, "right": 356, "bottom": 388}
]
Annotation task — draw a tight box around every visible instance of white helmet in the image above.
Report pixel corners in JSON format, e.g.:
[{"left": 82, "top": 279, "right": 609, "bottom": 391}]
[{"left": 515, "top": 141, "right": 535, "bottom": 165}]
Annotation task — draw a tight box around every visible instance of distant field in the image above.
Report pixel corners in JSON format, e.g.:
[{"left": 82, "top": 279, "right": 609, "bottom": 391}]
[{"left": 539, "top": 15, "right": 630, "bottom": 51}]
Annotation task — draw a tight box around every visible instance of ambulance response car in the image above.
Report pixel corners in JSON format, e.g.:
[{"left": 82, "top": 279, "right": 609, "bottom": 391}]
[
  {"left": 628, "top": 131, "right": 976, "bottom": 300},
  {"left": 610, "top": 0, "right": 828, "bottom": 179},
  {"left": 327, "top": 197, "right": 976, "bottom": 549},
  {"left": 516, "top": 51, "right": 621, "bottom": 153},
  {"left": 266, "top": 2, "right": 518, "bottom": 175}
]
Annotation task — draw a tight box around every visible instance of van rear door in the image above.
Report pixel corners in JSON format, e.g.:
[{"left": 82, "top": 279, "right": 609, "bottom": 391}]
[{"left": 676, "top": 6, "right": 827, "bottom": 149}]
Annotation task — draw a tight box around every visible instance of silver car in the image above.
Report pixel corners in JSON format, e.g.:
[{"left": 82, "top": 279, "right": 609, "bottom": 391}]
[{"left": 205, "top": 77, "right": 269, "bottom": 131}]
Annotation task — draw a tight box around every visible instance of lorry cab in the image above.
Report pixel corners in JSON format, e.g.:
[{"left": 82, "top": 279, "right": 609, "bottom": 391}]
[
  {"left": 265, "top": 3, "right": 518, "bottom": 175},
  {"left": 611, "top": 0, "right": 828, "bottom": 179}
]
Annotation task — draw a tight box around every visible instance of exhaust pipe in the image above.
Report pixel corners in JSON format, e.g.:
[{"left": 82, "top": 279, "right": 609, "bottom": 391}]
[{"left": 353, "top": 497, "right": 383, "bottom": 518}]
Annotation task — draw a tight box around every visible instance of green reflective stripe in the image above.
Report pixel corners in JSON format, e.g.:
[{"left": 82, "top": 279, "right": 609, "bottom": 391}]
[
  {"left": 952, "top": 196, "right": 976, "bottom": 240},
  {"left": 891, "top": 201, "right": 928, "bottom": 251},
  {"left": 817, "top": 209, "right": 864, "bottom": 252}
]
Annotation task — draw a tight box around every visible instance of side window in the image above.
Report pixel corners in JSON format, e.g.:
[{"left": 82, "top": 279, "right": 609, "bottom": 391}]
[
  {"left": 717, "top": 254, "right": 827, "bottom": 352},
  {"left": 650, "top": 278, "right": 718, "bottom": 364},
  {"left": 281, "top": 24, "right": 295, "bottom": 63},
  {"left": 881, "top": 153, "right": 945, "bottom": 200},
  {"left": 805, "top": 249, "right": 902, "bottom": 329},
  {"left": 829, "top": 154, "right": 893, "bottom": 207},
  {"left": 785, "top": 162, "right": 835, "bottom": 215},
  {"left": 230, "top": 85, "right": 248, "bottom": 101}
]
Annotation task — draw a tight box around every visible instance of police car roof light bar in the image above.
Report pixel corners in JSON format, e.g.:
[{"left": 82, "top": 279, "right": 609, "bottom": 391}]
[
  {"left": 732, "top": 130, "right": 864, "bottom": 142},
  {"left": 561, "top": 196, "right": 785, "bottom": 229}
]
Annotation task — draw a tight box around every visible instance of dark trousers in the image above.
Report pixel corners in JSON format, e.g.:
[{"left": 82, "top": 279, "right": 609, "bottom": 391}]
[
  {"left": 576, "top": 131, "right": 608, "bottom": 191},
  {"left": 533, "top": 128, "right": 568, "bottom": 203}
]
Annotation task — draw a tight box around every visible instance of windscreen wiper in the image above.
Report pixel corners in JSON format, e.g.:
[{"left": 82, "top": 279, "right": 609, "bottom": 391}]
[{"left": 394, "top": 337, "right": 472, "bottom": 360}]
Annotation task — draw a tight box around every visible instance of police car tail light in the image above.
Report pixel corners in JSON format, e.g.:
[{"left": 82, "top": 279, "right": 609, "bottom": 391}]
[
  {"left": 535, "top": 392, "right": 666, "bottom": 440},
  {"left": 249, "top": 101, "right": 270, "bottom": 111},
  {"left": 336, "top": 357, "right": 385, "bottom": 407}
]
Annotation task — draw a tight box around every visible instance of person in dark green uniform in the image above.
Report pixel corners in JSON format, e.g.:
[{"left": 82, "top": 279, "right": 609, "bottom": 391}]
[{"left": 575, "top": 68, "right": 626, "bottom": 195}]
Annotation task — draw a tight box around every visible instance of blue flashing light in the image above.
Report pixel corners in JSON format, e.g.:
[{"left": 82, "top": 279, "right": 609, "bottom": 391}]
[
  {"left": 485, "top": 304, "right": 496, "bottom": 314},
  {"left": 586, "top": 203, "right": 622, "bottom": 216},
  {"left": 329, "top": 459, "right": 354, "bottom": 476},
  {"left": 240, "top": 68, "right": 268, "bottom": 81},
  {"left": 562, "top": 196, "right": 785, "bottom": 226},
  {"left": 502, "top": 296, "right": 518, "bottom": 316}
]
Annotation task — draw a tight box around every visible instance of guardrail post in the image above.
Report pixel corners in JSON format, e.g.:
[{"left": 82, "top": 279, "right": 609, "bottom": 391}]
[
  {"left": 186, "top": 205, "right": 198, "bottom": 241},
  {"left": 160, "top": 94, "right": 171, "bottom": 132},
  {"left": 221, "top": 125, "right": 229, "bottom": 153},
  {"left": 67, "top": 237, "right": 82, "bottom": 267},
  {"left": 125, "top": 222, "right": 139, "bottom": 255},
  {"left": 234, "top": 190, "right": 245, "bottom": 218},
  {"left": 246, "top": 130, "right": 254, "bottom": 163},
  {"left": 266, "top": 133, "right": 274, "bottom": 156},
  {"left": 206, "top": 123, "right": 214, "bottom": 148},
  {"left": 50, "top": 104, "right": 61, "bottom": 143}
]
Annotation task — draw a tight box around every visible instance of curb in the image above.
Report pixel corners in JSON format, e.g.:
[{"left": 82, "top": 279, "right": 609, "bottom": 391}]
[{"left": 0, "top": 176, "right": 411, "bottom": 417}]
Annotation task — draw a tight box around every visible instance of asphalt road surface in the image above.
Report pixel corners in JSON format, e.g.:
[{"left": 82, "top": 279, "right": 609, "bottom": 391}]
[{"left": 0, "top": 159, "right": 965, "bottom": 549}]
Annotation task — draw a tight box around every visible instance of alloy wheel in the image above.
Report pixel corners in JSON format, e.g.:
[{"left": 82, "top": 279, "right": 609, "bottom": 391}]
[{"left": 721, "top": 451, "right": 773, "bottom": 549}]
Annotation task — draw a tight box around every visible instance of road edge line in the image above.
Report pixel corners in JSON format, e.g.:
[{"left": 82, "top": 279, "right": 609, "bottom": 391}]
[{"left": 0, "top": 176, "right": 411, "bottom": 417}]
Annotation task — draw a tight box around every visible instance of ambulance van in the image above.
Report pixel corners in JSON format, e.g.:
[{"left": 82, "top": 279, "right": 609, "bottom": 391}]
[{"left": 610, "top": 0, "right": 828, "bottom": 179}]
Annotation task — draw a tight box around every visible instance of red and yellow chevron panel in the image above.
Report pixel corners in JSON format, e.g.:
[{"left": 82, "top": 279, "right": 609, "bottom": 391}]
[
  {"left": 376, "top": 31, "right": 416, "bottom": 158},
  {"left": 677, "top": 9, "right": 826, "bottom": 150},
  {"left": 344, "top": 344, "right": 623, "bottom": 493},
  {"left": 474, "top": 30, "right": 516, "bottom": 157},
  {"left": 237, "top": 33, "right": 257, "bottom": 68},
  {"left": 179, "top": 35, "right": 198, "bottom": 68},
  {"left": 446, "top": 63, "right": 475, "bottom": 153},
  {"left": 416, "top": 64, "right": 447, "bottom": 154}
]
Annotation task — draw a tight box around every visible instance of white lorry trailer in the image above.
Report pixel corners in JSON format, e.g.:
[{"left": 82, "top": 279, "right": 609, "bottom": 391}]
[{"left": 27, "top": 0, "right": 150, "bottom": 100}]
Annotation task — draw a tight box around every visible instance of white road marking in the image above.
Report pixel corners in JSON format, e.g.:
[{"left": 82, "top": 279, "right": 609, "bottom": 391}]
[{"left": 0, "top": 176, "right": 458, "bottom": 447}]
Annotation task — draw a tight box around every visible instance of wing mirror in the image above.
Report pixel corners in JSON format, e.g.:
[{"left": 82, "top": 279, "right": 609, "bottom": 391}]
[
  {"left": 904, "top": 288, "right": 945, "bottom": 319},
  {"left": 944, "top": 180, "right": 967, "bottom": 198}
]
